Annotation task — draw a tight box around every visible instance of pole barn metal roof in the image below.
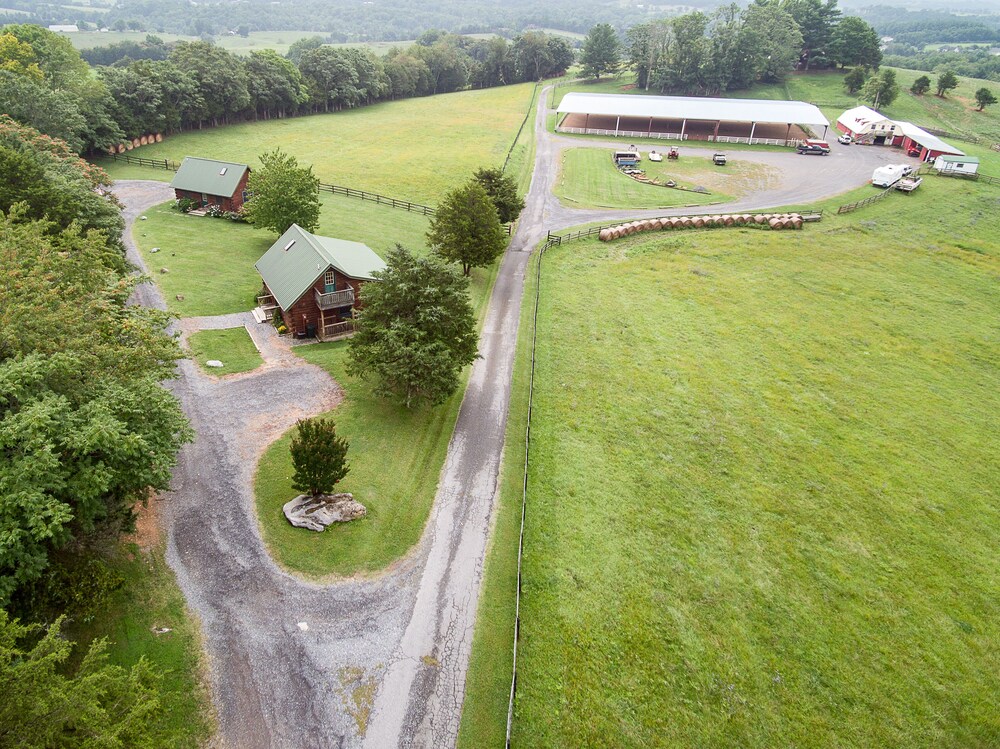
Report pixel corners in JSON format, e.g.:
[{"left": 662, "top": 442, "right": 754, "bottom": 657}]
[{"left": 557, "top": 92, "right": 831, "bottom": 128}]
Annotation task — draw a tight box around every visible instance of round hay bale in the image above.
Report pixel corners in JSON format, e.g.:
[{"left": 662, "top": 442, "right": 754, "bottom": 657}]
[
  {"left": 711, "top": 214, "right": 724, "bottom": 226},
  {"left": 612, "top": 227, "right": 624, "bottom": 239},
  {"left": 638, "top": 219, "right": 653, "bottom": 232},
  {"left": 741, "top": 214, "right": 753, "bottom": 225},
  {"left": 769, "top": 217, "right": 784, "bottom": 230},
  {"left": 692, "top": 216, "right": 705, "bottom": 228},
  {"left": 723, "top": 215, "right": 735, "bottom": 226},
  {"left": 790, "top": 217, "right": 803, "bottom": 229},
  {"left": 599, "top": 228, "right": 612, "bottom": 242},
  {"left": 125, "top": 141, "right": 134, "bottom": 150},
  {"left": 140, "top": 135, "right": 149, "bottom": 146},
  {"left": 107, "top": 146, "right": 116, "bottom": 155},
  {"left": 753, "top": 214, "right": 766, "bottom": 224},
  {"left": 155, "top": 133, "right": 163, "bottom": 142},
  {"left": 681, "top": 217, "right": 694, "bottom": 228},
  {"left": 117, "top": 143, "right": 126, "bottom": 153},
  {"left": 132, "top": 138, "right": 141, "bottom": 149}
]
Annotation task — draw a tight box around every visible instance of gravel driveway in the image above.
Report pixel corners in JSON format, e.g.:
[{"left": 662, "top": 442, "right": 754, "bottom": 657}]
[{"left": 114, "top": 90, "right": 894, "bottom": 748}]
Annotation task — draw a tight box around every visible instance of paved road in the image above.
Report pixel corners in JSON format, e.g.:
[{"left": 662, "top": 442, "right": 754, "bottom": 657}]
[{"left": 116, "top": 86, "right": 899, "bottom": 749}]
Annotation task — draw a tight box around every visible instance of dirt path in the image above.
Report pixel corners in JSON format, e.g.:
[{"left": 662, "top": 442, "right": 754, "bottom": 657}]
[{"left": 114, "top": 86, "right": 892, "bottom": 748}]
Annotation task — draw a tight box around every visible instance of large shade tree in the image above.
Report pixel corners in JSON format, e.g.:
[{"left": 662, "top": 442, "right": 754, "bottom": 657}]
[
  {"left": 580, "top": 23, "right": 621, "bottom": 80},
  {"left": 243, "top": 148, "right": 320, "bottom": 234},
  {"left": 427, "top": 179, "right": 507, "bottom": 276},
  {"left": 347, "top": 246, "right": 479, "bottom": 408}
]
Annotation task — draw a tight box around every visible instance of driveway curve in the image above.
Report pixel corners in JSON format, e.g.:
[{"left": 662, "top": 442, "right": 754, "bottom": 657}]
[{"left": 116, "top": 83, "right": 890, "bottom": 748}]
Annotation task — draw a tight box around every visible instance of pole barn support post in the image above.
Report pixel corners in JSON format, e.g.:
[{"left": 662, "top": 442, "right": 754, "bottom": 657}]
[
  {"left": 823, "top": 124, "right": 828, "bottom": 139},
  {"left": 748, "top": 121, "right": 757, "bottom": 144},
  {"left": 680, "top": 118, "right": 687, "bottom": 140},
  {"left": 713, "top": 120, "right": 720, "bottom": 141},
  {"left": 615, "top": 115, "right": 620, "bottom": 137},
  {"left": 584, "top": 113, "right": 589, "bottom": 132},
  {"left": 785, "top": 123, "right": 792, "bottom": 143},
  {"left": 648, "top": 116, "right": 653, "bottom": 136}
]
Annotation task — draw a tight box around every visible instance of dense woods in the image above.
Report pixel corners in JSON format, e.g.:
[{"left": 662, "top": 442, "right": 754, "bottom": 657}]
[{"left": 0, "top": 25, "right": 575, "bottom": 150}]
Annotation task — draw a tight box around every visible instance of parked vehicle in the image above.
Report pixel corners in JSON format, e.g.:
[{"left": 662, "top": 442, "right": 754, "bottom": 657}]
[
  {"left": 896, "top": 176, "right": 922, "bottom": 193},
  {"left": 667, "top": 147, "right": 679, "bottom": 160},
  {"left": 713, "top": 153, "right": 727, "bottom": 165},
  {"left": 648, "top": 150, "right": 663, "bottom": 162},
  {"left": 797, "top": 139, "right": 830, "bottom": 155},
  {"left": 872, "top": 164, "right": 910, "bottom": 188},
  {"left": 838, "top": 134, "right": 852, "bottom": 145}
]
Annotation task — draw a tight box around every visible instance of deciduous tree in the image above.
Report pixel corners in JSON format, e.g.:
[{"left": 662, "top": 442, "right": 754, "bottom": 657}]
[
  {"left": 347, "top": 246, "right": 479, "bottom": 408},
  {"left": 828, "top": 16, "right": 882, "bottom": 70},
  {"left": 243, "top": 148, "right": 320, "bottom": 234},
  {"left": 427, "top": 180, "right": 507, "bottom": 276},
  {"left": 843, "top": 66, "right": 867, "bottom": 94},
  {"left": 861, "top": 68, "right": 899, "bottom": 108},
  {"left": 580, "top": 23, "right": 621, "bottom": 80}
]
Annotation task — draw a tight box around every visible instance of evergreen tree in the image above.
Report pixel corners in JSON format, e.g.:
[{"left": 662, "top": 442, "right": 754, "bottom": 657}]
[
  {"left": 580, "top": 23, "right": 621, "bottom": 80},
  {"left": 290, "top": 419, "right": 350, "bottom": 497},
  {"left": 936, "top": 70, "right": 959, "bottom": 97},
  {"left": 974, "top": 87, "right": 996, "bottom": 111},
  {"left": 0, "top": 612, "right": 162, "bottom": 747},
  {"left": 910, "top": 75, "right": 931, "bottom": 95},
  {"left": 347, "top": 246, "right": 479, "bottom": 408},
  {"left": 473, "top": 166, "right": 525, "bottom": 224}
]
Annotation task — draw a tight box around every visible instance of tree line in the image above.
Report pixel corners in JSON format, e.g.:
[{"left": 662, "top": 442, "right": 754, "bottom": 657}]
[
  {"left": 576, "top": 0, "right": 882, "bottom": 97},
  {"left": 0, "top": 25, "right": 574, "bottom": 153},
  {"left": 0, "top": 114, "right": 192, "bottom": 743}
]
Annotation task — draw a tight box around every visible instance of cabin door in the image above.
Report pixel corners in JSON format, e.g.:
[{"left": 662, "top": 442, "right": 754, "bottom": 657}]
[{"left": 323, "top": 269, "right": 336, "bottom": 293}]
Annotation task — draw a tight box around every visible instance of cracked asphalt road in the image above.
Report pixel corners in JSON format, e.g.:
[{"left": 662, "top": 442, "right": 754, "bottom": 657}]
[{"left": 115, "top": 88, "right": 900, "bottom": 749}]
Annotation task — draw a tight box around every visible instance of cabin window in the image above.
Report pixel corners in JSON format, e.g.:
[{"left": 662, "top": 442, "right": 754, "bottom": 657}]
[{"left": 324, "top": 269, "right": 336, "bottom": 292}]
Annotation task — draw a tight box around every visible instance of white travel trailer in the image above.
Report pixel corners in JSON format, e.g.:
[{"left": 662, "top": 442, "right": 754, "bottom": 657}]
[{"left": 871, "top": 164, "right": 911, "bottom": 188}]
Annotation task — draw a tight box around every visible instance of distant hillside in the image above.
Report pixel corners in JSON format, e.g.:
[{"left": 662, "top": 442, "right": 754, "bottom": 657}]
[{"left": 3, "top": 0, "right": 714, "bottom": 39}]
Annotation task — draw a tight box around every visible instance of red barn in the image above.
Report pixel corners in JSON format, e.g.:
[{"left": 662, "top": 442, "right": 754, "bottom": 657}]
[
  {"left": 170, "top": 157, "right": 251, "bottom": 212},
  {"left": 890, "top": 122, "right": 965, "bottom": 162}
]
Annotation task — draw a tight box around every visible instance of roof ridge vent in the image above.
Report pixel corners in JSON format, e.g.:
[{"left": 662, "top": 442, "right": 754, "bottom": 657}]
[{"left": 284, "top": 240, "right": 295, "bottom": 251}]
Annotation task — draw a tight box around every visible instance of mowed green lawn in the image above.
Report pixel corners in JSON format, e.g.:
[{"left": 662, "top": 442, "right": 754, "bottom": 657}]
[
  {"left": 494, "top": 178, "right": 1000, "bottom": 748},
  {"left": 556, "top": 147, "right": 782, "bottom": 209},
  {"left": 253, "top": 256, "right": 497, "bottom": 577},
  {"left": 132, "top": 193, "right": 430, "bottom": 317},
  {"left": 103, "top": 83, "right": 536, "bottom": 204},
  {"left": 187, "top": 327, "right": 263, "bottom": 374}
]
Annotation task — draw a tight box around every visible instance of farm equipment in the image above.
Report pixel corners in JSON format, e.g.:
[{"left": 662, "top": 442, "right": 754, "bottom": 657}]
[
  {"left": 613, "top": 150, "right": 640, "bottom": 167},
  {"left": 712, "top": 153, "right": 727, "bottom": 166},
  {"left": 667, "top": 147, "right": 680, "bottom": 160},
  {"left": 648, "top": 150, "right": 663, "bottom": 162}
]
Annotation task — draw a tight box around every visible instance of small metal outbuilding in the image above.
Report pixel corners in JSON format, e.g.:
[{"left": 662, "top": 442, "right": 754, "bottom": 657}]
[{"left": 934, "top": 154, "right": 980, "bottom": 175}]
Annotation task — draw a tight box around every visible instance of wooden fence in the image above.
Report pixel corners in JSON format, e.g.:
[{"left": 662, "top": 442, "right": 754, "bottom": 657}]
[
  {"left": 838, "top": 167, "right": 998, "bottom": 214},
  {"left": 836, "top": 186, "right": 897, "bottom": 214},
  {"left": 108, "top": 153, "right": 180, "bottom": 171},
  {"left": 316, "top": 183, "right": 436, "bottom": 216}
]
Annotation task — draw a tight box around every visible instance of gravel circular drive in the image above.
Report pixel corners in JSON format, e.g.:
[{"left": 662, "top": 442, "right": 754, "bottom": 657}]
[{"left": 114, "top": 90, "right": 897, "bottom": 748}]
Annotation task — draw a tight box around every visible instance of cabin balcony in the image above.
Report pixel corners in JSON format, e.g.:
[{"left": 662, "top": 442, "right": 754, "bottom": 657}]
[
  {"left": 315, "top": 287, "right": 355, "bottom": 310},
  {"left": 320, "top": 320, "right": 357, "bottom": 341}
]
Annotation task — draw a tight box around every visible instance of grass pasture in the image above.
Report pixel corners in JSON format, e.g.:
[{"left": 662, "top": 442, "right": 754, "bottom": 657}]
[
  {"left": 132, "top": 194, "right": 430, "bottom": 317},
  {"left": 556, "top": 147, "right": 779, "bottom": 209},
  {"left": 102, "top": 83, "right": 536, "bottom": 204},
  {"left": 484, "top": 177, "right": 1000, "bottom": 748},
  {"left": 187, "top": 327, "right": 262, "bottom": 375}
]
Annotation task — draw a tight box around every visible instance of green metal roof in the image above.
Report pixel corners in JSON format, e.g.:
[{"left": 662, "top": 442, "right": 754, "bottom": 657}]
[
  {"left": 170, "top": 157, "right": 250, "bottom": 197},
  {"left": 255, "top": 224, "right": 387, "bottom": 310},
  {"left": 937, "top": 154, "right": 979, "bottom": 163}
]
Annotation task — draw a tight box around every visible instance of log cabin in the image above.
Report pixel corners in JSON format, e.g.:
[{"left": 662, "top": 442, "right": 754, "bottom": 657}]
[
  {"left": 255, "top": 224, "right": 386, "bottom": 340},
  {"left": 170, "top": 157, "right": 251, "bottom": 212}
]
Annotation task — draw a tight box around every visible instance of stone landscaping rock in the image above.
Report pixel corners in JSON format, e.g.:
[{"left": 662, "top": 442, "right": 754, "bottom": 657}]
[
  {"left": 206, "top": 360, "right": 224, "bottom": 368},
  {"left": 283, "top": 493, "right": 367, "bottom": 532}
]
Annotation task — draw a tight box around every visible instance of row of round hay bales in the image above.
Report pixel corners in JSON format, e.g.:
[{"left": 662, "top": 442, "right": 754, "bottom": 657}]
[
  {"left": 598, "top": 212, "right": 804, "bottom": 241},
  {"left": 107, "top": 133, "right": 164, "bottom": 154}
]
